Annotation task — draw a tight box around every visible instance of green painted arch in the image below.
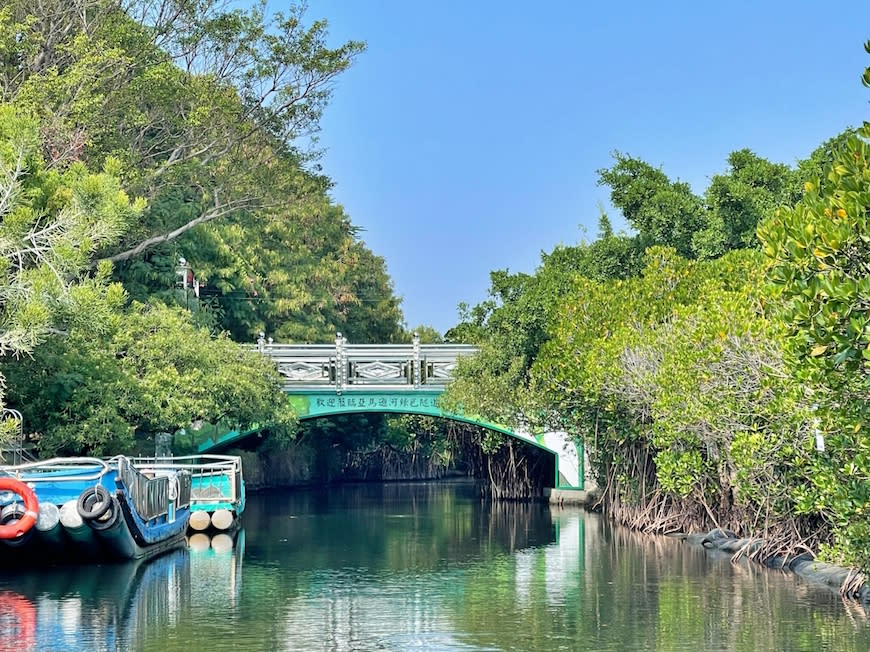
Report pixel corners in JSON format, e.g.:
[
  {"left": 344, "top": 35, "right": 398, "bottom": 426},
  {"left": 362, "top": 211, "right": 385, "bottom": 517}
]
[
  {"left": 197, "top": 389, "right": 561, "bottom": 486},
  {"left": 300, "top": 408, "right": 558, "bottom": 459}
]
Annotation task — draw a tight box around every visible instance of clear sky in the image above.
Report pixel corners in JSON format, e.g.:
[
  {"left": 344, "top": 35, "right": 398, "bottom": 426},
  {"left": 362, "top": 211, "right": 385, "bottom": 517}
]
[{"left": 302, "top": 0, "right": 870, "bottom": 335}]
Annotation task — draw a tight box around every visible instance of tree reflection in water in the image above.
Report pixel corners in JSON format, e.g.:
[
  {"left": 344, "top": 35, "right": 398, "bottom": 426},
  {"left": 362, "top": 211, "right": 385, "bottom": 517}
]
[{"left": 1, "top": 484, "right": 868, "bottom": 651}]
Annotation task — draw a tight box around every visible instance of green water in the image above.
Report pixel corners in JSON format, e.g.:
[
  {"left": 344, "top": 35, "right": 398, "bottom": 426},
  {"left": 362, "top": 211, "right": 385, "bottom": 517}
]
[{"left": 1, "top": 481, "right": 869, "bottom": 651}]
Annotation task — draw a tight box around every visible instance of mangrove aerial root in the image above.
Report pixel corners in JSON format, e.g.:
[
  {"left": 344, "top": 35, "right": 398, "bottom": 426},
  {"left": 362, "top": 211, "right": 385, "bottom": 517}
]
[{"left": 690, "top": 528, "right": 870, "bottom": 604}]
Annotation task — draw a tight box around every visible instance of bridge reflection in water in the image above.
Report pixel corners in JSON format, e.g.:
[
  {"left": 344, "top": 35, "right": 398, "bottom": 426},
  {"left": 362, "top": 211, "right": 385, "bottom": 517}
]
[{"left": 2, "top": 485, "right": 869, "bottom": 651}]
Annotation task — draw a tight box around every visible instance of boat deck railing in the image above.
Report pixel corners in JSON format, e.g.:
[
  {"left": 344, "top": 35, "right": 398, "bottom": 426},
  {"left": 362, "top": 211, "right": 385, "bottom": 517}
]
[
  {"left": 129, "top": 454, "right": 242, "bottom": 508},
  {"left": 117, "top": 457, "right": 192, "bottom": 520},
  {"left": 0, "top": 456, "right": 110, "bottom": 482},
  {"left": 0, "top": 408, "right": 37, "bottom": 465}
]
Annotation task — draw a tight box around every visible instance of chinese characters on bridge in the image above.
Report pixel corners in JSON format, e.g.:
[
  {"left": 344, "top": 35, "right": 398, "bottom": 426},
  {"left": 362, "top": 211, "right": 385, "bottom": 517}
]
[{"left": 314, "top": 395, "right": 438, "bottom": 410}]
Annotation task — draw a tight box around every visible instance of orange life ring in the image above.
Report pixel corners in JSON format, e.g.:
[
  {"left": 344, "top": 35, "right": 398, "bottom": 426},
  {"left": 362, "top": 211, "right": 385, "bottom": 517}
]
[
  {"left": 0, "top": 476, "right": 38, "bottom": 540},
  {"left": 0, "top": 590, "right": 37, "bottom": 652}
]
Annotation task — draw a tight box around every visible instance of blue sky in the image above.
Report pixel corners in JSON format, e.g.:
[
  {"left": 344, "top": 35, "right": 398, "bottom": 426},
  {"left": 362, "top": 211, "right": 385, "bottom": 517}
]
[{"left": 303, "top": 0, "right": 870, "bottom": 335}]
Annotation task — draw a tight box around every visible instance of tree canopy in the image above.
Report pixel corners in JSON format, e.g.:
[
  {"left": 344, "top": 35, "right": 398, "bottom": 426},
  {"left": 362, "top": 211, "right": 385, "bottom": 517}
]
[
  {"left": 0, "top": 1, "right": 405, "bottom": 455},
  {"left": 444, "top": 48, "right": 870, "bottom": 566}
]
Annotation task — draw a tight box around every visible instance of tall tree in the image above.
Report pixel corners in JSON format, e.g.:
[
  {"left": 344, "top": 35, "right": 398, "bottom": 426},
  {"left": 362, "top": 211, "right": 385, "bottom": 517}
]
[
  {"left": 597, "top": 153, "right": 705, "bottom": 257},
  {"left": 2, "top": 0, "right": 365, "bottom": 262},
  {"left": 0, "top": 105, "right": 141, "bottom": 444},
  {"left": 1, "top": 1, "right": 404, "bottom": 345},
  {"left": 694, "top": 149, "right": 799, "bottom": 259}
]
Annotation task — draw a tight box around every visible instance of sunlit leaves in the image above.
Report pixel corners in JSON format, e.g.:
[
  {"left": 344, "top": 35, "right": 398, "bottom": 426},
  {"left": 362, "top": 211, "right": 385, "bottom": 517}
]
[
  {"left": 758, "top": 133, "right": 870, "bottom": 378},
  {"left": 0, "top": 105, "right": 140, "bottom": 360},
  {"left": 757, "top": 111, "right": 870, "bottom": 566},
  {"left": 5, "top": 302, "right": 298, "bottom": 456},
  {"left": 597, "top": 153, "right": 704, "bottom": 257}
]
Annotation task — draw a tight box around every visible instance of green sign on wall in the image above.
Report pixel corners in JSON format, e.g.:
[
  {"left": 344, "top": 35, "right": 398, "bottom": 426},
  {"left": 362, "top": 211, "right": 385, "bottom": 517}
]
[{"left": 288, "top": 390, "right": 445, "bottom": 419}]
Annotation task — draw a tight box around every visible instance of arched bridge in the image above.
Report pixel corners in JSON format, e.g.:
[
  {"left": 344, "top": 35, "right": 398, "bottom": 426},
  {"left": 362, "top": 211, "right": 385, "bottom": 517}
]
[{"left": 200, "top": 334, "right": 585, "bottom": 489}]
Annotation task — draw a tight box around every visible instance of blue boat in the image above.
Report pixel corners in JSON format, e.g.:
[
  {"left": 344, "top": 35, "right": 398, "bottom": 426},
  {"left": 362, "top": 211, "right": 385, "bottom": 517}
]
[
  {"left": 0, "top": 456, "right": 191, "bottom": 563},
  {"left": 130, "top": 454, "right": 246, "bottom": 533}
]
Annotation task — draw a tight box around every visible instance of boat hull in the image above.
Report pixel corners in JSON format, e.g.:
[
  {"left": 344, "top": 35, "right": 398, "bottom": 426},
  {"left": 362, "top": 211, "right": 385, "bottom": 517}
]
[{"left": 0, "top": 457, "right": 191, "bottom": 565}]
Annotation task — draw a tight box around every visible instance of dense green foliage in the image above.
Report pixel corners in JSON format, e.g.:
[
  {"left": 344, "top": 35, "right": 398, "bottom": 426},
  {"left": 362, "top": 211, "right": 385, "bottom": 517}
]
[
  {"left": 0, "top": 1, "right": 408, "bottom": 455},
  {"left": 0, "top": 0, "right": 402, "bottom": 344},
  {"left": 444, "top": 46, "right": 870, "bottom": 568},
  {"left": 6, "top": 303, "right": 295, "bottom": 455},
  {"left": 0, "top": 107, "right": 139, "bottom": 356},
  {"left": 757, "top": 96, "right": 870, "bottom": 564},
  {"left": 0, "top": 104, "right": 141, "bottom": 445},
  {"left": 2, "top": 0, "right": 869, "bottom": 575}
]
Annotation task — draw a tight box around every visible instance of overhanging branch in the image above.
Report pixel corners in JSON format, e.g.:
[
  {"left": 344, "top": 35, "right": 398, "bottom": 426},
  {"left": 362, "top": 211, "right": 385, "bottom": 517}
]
[{"left": 103, "top": 194, "right": 256, "bottom": 264}]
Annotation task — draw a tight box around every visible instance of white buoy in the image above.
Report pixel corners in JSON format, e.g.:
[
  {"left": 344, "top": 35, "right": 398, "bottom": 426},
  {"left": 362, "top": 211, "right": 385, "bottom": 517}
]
[
  {"left": 210, "top": 508, "right": 234, "bottom": 531},
  {"left": 188, "top": 533, "right": 211, "bottom": 552},
  {"left": 189, "top": 510, "right": 211, "bottom": 531},
  {"left": 35, "top": 502, "right": 63, "bottom": 546},
  {"left": 211, "top": 533, "right": 233, "bottom": 553},
  {"left": 59, "top": 500, "right": 84, "bottom": 529},
  {"left": 59, "top": 499, "right": 98, "bottom": 551},
  {"left": 36, "top": 502, "right": 60, "bottom": 531}
]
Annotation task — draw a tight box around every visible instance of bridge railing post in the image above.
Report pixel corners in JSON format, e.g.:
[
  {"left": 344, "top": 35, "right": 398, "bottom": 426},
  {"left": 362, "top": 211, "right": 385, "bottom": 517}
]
[
  {"left": 335, "top": 332, "right": 346, "bottom": 394},
  {"left": 412, "top": 332, "right": 421, "bottom": 388}
]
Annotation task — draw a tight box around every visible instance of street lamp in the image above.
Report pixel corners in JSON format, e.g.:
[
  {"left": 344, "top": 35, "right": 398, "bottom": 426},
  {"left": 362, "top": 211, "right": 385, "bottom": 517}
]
[{"left": 176, "top": 257, "right": 191, "bottom": 309}]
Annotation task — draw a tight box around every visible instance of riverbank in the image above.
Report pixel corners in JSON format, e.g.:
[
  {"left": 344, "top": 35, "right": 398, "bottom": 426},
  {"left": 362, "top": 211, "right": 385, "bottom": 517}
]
[{"left": 680, "top": 528, "right": 870, "bottom": 604}]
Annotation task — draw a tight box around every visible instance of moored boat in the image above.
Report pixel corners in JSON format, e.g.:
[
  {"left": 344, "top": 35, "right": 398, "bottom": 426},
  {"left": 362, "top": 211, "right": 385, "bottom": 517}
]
[
  {"left": 0, "top": 456, "right": 191, "bottom": 563},
  {"left": 130, "top": 454, "right": 245, "bottom": 534}
]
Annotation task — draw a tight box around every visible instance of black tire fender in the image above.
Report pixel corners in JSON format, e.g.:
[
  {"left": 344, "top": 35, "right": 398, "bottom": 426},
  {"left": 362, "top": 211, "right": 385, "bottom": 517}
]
[
  {"left": 87, "top": 496, "right": 120, "bottom": 532},
  {"left": 77, "top": 485, "right": 112, "bottom": 521}
]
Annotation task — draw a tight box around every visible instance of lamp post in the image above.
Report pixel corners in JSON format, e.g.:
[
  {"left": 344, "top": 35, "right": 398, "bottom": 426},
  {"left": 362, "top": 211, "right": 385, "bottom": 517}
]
[{"left": 176, "top": 257, "right": 191, "bottom": 309}]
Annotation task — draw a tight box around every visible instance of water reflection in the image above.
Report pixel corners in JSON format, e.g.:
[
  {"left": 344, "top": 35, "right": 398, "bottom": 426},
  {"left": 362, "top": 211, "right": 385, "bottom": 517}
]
[
  {"left": 1, "top": 483, "right": 869, "bottom": 651},
  {"left": 240, "top": 482, "right": 556, "bottom": 651},
  {"left": 445, "top": 512, "right": 870, "bottom": 652},
  {"left": 187, "top": 530, "right": 244, "bottom": 612},
  {"left": 0, "top": 532, "right": 244, "bottom": 651},
  {"left": 243, "top": 481, "right": 555, "bottom": 572},
  {"left": 238, "top": 483, "right": 870, "bottom": 652},
  {"left": 0, "top": 548, "right": 185, "bottom": 650}
]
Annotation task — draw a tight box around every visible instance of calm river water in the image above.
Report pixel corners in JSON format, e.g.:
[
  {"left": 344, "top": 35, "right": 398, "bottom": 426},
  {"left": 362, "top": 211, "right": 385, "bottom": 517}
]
[{"left": 1, "top": 481, "right": 869, "bottom": 651}]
